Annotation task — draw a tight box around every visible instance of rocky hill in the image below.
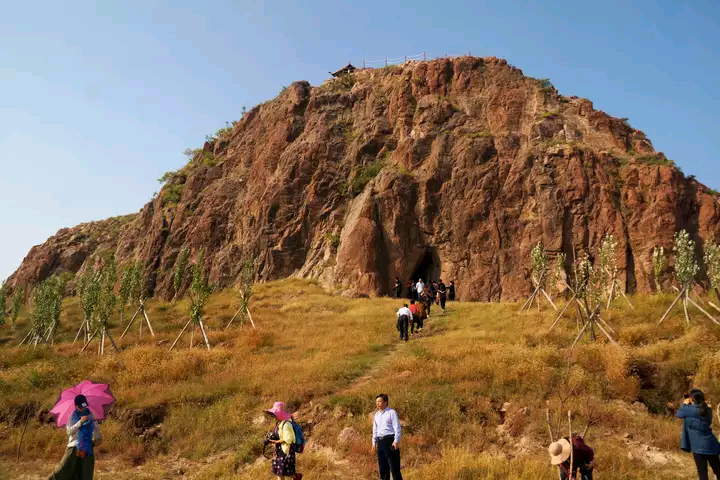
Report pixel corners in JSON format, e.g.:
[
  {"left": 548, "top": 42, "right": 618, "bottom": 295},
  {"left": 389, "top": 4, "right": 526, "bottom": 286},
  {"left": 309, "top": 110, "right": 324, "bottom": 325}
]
[{"left": 7, "top": 56, "right": 720, "bottom": 300}]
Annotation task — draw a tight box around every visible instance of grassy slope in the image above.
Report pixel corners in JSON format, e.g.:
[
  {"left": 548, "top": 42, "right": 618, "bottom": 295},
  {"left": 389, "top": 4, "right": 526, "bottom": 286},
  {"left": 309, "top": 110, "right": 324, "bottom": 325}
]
[{"left": 1, "top": 279, "right": 720, "bottom": 479}]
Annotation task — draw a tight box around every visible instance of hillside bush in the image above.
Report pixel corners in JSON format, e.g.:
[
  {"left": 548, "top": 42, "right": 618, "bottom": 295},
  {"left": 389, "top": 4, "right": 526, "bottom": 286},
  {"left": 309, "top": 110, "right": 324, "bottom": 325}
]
[{"left": 348, "top": 159, "right": 385, "bottom": 196}]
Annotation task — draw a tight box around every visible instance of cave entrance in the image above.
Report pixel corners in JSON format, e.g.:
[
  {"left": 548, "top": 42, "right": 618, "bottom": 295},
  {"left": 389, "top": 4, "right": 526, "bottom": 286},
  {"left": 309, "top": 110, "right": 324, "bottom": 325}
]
[{"left": 411, "top": 248, "right": 441, "bottom": 284}]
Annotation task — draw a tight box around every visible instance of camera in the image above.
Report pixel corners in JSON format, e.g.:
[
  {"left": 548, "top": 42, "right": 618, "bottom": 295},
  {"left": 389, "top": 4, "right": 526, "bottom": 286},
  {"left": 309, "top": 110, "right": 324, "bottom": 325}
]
[{"left": 264, "top": 430, "right": 279, "bottom": 446}]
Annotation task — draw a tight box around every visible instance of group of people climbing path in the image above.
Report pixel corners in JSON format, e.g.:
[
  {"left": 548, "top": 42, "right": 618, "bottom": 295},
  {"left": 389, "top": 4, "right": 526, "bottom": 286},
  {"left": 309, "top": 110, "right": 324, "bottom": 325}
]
[
  {"left": 393, "top": 277, "right": 453, "bottom": 341},
  {"left": 43, "top": 280, "right": 720, "bottom": 480}
]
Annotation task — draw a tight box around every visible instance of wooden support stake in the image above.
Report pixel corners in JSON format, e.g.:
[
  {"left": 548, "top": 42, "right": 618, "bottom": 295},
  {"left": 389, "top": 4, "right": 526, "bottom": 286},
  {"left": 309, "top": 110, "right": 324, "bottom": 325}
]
[
  {"left": 169, "top": 319, "right": 193, "bottom": 351},
  {"left": 709, "top": 301, "right": 720, "bottom": 314},
  {"left": 142, "top": 308, "right": 155, "bottom": 336},
  {"left": 246, "top": 308, "right": 256, "bottom": 328},
  {"left": 520, "top": 285, "right": 540, "bottom": 312},
  {"left": 541, "top": 289, "right": 558, "bottom": 311},
  {"left": 120, "top": 308, "right": 140, "bottom": 340},
  {"left": 549, "top": 290, "right": 580, "bottom": 331},
  {"left": 225, "top": 306, "right": 243, "bottom": 330},
  {"left": 18, "top": 330, "right": 32, "bottom": 347},
  {"left": 198, "top": 317, "right": 211, "bottom": 350},
  {"left": 683, "top": 292, "right": 691, "bottom": 325},
  {"left": 595, "top": 317, "right": 618, "bottom": 344},
  {"left": 546, "top": 409, "right": 554, "bottom": 442},
  {"left": 687, "top": 297, "right": 720, "bottom": 325},
  {"left": 657, "top": 289, "right": 685, "bottom": 326},
  {"left": 80, "top": 330, "right": 98, "bottom": 352},
  {"left": 571, "top": 321, "right": 591, "bottom": 348},
  {"left": 568, "top": 411, "right": 574, "bottom": 478}
]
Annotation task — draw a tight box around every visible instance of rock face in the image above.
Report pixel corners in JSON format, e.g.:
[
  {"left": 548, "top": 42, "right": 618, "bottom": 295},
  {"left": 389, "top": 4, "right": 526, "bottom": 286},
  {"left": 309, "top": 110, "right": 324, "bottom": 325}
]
[{"left": 7, "top": 57, "right": 720, "bottom": 301}]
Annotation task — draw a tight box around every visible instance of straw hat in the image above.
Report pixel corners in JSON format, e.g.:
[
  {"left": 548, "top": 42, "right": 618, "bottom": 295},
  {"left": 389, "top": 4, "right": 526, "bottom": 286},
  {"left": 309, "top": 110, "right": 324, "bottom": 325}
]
[
  {"left": 548, "top": 438, "right": 572, "bottom": 465},
  {"left": 264, "top": 402, "right": 292, "bottom": 421}
]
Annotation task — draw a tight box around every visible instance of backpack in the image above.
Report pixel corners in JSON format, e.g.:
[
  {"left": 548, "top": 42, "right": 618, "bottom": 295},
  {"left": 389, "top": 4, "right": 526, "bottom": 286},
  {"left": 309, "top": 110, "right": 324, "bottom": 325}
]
[{"left": 284, "top": 420, "right": 306, "bottom": 453}]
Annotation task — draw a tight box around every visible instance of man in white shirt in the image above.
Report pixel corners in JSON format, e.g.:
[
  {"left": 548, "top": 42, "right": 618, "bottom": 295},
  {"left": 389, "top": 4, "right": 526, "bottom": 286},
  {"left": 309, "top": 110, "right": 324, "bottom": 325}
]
[
  {"left": 372, "top": 393, "right": 402, "bottom": 480},
  {"left": 416, "top": 279, "right": 425, "bottom": 297},
  {"left": 396, "top": 304, "right": 413, "bottom": 341}
]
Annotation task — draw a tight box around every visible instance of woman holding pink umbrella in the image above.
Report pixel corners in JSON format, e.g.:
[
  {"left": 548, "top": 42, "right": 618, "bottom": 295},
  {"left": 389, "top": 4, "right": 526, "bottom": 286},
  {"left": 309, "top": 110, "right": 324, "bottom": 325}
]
[
  {"left": 47, "top": 380, "right": 113, "bottom": 480},
  {"left": 47, "top": 394, "right": 103, "bottom": 479}
]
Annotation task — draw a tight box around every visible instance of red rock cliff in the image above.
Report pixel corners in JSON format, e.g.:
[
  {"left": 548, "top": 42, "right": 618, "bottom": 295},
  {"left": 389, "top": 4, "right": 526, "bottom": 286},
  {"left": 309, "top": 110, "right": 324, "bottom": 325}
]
[{"left": 7, "top": 57, "right": 720, "bottom": 301}]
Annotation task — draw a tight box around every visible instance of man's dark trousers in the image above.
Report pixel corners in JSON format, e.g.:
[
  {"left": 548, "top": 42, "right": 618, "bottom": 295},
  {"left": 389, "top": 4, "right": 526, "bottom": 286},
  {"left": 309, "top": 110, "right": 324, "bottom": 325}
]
[
  {"left": 398, "top": 315, "right": 409, "bottom": 341},
  {"left": 377, "top": 435, "right": 402, "bottom": 480}
]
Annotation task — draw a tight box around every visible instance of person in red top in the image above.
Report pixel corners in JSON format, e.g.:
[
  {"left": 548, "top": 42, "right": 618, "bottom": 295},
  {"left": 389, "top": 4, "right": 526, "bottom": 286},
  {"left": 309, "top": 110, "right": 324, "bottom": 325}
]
[
  {"left": 548, "top": 435, "right": 594, "bottom": 479},
  {"left": 409, "top": 300, "right": 421, "bottom": 334}
]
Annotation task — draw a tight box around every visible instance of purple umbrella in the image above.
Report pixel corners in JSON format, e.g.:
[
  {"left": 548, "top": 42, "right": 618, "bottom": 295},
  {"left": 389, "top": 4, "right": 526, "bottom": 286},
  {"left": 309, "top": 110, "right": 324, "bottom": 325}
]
[{"left": 49, "top": 380, "right": 115, "bottom": 427}]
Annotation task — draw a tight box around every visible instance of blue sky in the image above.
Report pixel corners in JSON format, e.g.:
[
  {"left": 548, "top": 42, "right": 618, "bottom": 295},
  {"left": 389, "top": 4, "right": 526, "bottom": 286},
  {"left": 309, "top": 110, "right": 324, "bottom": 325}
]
[{"left": 1, "top": 0, "right": 719, "bottom": 281}]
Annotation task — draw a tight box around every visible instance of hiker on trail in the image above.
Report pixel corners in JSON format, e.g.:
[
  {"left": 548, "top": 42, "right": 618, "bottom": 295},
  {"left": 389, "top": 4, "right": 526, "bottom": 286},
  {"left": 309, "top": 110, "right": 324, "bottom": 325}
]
[
  {"left": 396, "top": 304, "right": 412, "bottom": 341},
  {"left": 448, "top": 281, "right": 456, "bottom": 302},
  {"left": 47, "top": 394, "right": 102, "bottom": 480},
  {"left": 416, "top": 279, "right": 425, "bottom": 298},
  {"left": 372, "top": 393, "right": 403, "bottom": 480},
  {"left": 548, "top": 434, "right": 594, "bottom": 480},
  {"left": 437, "top": 280, "right": 447, "bottom": 313},
  {"left": 429, "top": 281, "right": 437, "bottom": 300},
  {"left": 421, "top": 290, "right": 432, "bottom": 319},
  {"left": 409, "top": 300, "right": 422, "bottom": 334},
  {"left": 393, "top": 277, "right": 402, "bottom": 298},
  {"left": 264, "top": 402, "right": 303, "bottom": 480},
  {"left": 409, "top": 281, "right": 416, "bottom": 301},
  {"left": 677, "top": 389, "right": 720, "bottom": 480}
]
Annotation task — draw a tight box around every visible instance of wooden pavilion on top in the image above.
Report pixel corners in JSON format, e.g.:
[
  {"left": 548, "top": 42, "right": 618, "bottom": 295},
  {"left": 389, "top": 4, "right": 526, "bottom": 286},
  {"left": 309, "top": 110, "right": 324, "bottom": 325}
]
[{"left": 329, "top": 63, "right": 357, "bottom": 77}]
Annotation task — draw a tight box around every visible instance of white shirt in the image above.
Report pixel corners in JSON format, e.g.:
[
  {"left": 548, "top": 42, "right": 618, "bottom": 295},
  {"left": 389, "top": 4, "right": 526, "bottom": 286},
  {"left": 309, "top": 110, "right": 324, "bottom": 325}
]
[
  {"left": 66, "top": 415, "right": 102, "bottom": 448},
  {"left": 396, "top": 307, "right": 413, "bottom": 320},
  {"left": 416, "top": 282, "right": 425, "bottom": 294},
  {"left": 372, "top": 407, "right": 402, "bottom": 446}
]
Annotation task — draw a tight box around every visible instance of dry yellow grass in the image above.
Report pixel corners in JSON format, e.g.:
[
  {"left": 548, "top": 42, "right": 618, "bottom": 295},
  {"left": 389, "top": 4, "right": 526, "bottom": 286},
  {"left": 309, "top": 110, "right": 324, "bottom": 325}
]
[{"left": 0, "top": 281, "right": 718, "bottom": 479}]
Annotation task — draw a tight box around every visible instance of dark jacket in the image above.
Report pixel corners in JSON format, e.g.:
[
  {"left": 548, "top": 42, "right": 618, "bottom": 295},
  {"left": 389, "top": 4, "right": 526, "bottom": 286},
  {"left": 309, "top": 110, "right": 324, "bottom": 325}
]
[
  {"left": 677, "top": 403, "right": 720, "bottom": 455},
  {"left": 558, "top": 436, "right": 594, "bottom": 479}
]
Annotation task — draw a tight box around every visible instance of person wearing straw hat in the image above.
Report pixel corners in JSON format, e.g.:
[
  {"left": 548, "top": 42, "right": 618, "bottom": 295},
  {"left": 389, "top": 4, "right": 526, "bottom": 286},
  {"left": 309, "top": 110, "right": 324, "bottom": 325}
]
[
  {"left": 677, "top": 389, "right": 720, "bottom": 480},
  {"left": 548, "top": 434, "right": 594, "bottom": 479},
  {"left": 264, "top": 402, "right": 302, "bottom": 480}
]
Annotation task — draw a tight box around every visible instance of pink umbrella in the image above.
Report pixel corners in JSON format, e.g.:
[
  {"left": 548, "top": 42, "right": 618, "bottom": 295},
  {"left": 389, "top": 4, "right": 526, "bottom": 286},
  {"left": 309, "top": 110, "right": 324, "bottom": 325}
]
[{"left": 49, "top": 380, "right": 115, "bottom": 428}]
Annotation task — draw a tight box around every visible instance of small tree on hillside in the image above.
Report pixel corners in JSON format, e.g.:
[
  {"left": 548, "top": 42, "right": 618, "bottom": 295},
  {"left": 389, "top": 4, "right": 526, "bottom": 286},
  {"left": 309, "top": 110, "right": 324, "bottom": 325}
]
[
  {"left": 73, "top": 272, "right": 100, "bottom": 346},
  {"left": 11, "top": 288, "right": 23, "bottom": 329},
  {"left": 21, "top": 276, "right": 65, "bottom": 348},
  {"left": 599, "top": 234, "right": 633, "bottom": 309},
  {"left": 658, "top": 230, "right": 719, "bottom": 326},
  {"left": 83, "top": 256, "right": 120, "bottom": 355},
  {"left": 0, "top": 281, "right": 7, "bottom": 328},
  {"left": 118, "top": 264, "right": 134, "bottom": 325},
  {"left": 44, "top": 274, "right": 69, "bottom": 344},
  {"left": 225, "top": 256, "right": 257, "bottom": 329},
  {"left": 520, "top": 243, "right": 557, "bottom": 311},
  {"left": 652, "top": 246, "right": 667, "bottom": 293},
  {"left": 170, "top": 249, "right": 213, "bottom": 350},
  {"left": 703, "top": 240, "right": 720, "bottom": 301},
  {"left": 549, "top": 250, "right": 617, "bottom": 346},
  {"left": 119, "top": 262, "right": 155, "bottom": 342},
  {"left": 172, "top": 247, "right": 190, "bottom": 303}
]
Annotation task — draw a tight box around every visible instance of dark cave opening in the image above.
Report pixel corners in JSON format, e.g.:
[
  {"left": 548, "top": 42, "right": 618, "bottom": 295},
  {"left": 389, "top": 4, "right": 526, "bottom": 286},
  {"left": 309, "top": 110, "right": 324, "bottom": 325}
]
[{"left": 410, "top": 248, "right": 441, "bottom": 284}]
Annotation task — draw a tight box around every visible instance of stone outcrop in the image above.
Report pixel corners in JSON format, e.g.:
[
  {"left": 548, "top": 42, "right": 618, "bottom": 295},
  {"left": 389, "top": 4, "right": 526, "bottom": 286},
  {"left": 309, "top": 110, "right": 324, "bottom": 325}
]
[{"left": 7, "top": 57, "right": 720, "bottom": 301}]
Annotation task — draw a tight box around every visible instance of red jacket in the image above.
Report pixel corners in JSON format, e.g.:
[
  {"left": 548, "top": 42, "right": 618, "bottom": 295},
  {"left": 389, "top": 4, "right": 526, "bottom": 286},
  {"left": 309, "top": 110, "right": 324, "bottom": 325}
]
[
  {"left": 560, "top": 436, "right": 594, "bottom": 477},
  {"left": 409, "top": 304, "right": 419, "bottom": 316}
]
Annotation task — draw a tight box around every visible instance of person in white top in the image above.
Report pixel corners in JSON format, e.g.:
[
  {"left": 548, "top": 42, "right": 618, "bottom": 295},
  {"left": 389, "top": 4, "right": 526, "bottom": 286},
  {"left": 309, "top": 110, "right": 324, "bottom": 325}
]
[
  {"left": 47, "top": 394, "right": 103, "bottom": 480},
  {"left": 396, "top": 304, "right": 413, "bottom": 341},
  {"left": 372, "top": 393, "right": 403, "bottom": 480},
  {"left": 416, "top": 279, "right": 425, "bottom": 297}
]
